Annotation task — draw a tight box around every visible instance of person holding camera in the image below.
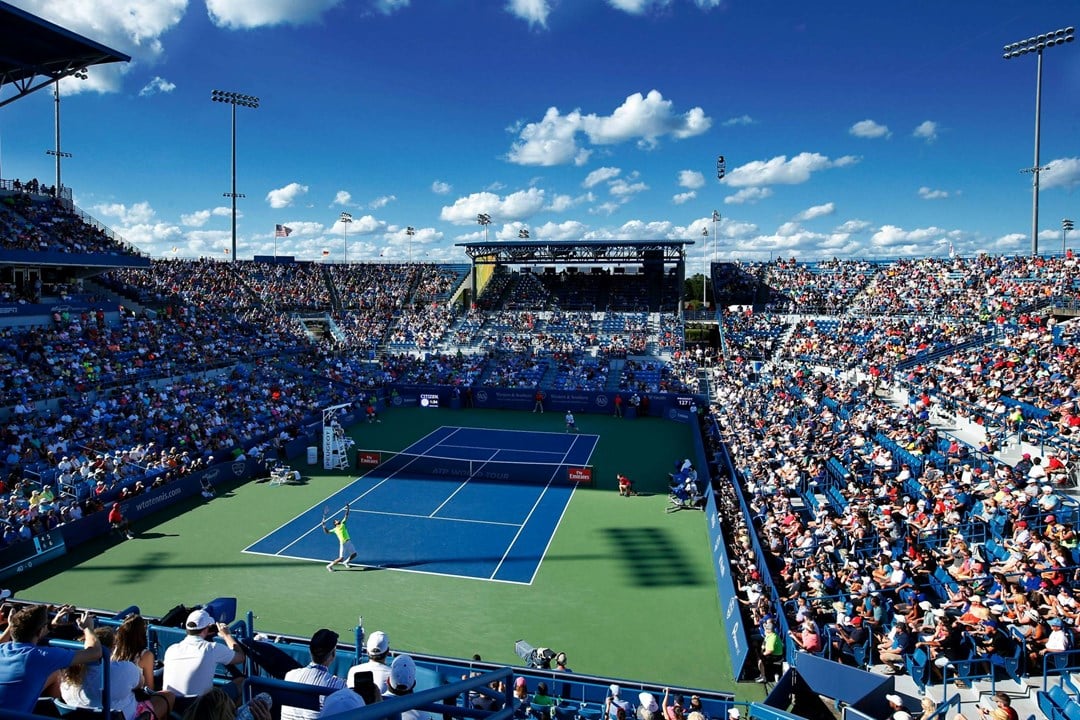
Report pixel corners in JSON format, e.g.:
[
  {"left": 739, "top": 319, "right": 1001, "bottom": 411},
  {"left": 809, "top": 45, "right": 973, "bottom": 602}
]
[
  {"left": 162, "top": 609, "right": 246, "bottom": 702},
  {"left": 0, "top": 604, "right": 102, "bottom": 713}
]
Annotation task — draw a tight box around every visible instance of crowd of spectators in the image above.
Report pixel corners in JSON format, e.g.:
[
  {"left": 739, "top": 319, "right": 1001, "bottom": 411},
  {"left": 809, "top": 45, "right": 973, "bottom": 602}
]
[{"left": 2, "top": 186, "right": 141, "bottom": 257}]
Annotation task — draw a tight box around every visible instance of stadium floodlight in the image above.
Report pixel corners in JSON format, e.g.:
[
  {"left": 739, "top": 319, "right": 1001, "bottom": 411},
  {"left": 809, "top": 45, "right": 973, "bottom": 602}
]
[
  {"left": 1003, "top": 27, "right": 1074, "bottom": 256},
  {"left": 477, "top": 213, "right": 492, "bottom": 243},
  {"left": 518, "top": 228, "right": 529, "bottom": 239},
  {"left": 1064, "top": 218, "right": 1074, "bottom": 255},
  {"left": 211, "top": 89, "right": 260, "bottom": 261},
  {"left": 46, "top": 80, "right": 73, "bottom": 193},
  {"left": 340, "top": 212, "right": 353, "bottom": 264},
  {"left": 406, "top": 226, "right": 416, "bottom": 263},
  {"left": 701, "top": 226, "right": 709, "bottom": 306}
]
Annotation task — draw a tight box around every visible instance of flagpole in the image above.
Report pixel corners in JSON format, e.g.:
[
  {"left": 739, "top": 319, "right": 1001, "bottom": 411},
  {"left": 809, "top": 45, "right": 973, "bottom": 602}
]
[{"left": 274, "top": 224, "right": 277, "bottom": 260}]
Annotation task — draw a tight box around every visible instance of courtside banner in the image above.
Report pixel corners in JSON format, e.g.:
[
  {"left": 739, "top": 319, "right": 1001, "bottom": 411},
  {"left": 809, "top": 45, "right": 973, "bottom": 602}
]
[
  {"left": 358, "top": 451, "right": 381, "bottom": 466},
  {"left": 568, "top": 467, "right": 592, "bottom": 483}
]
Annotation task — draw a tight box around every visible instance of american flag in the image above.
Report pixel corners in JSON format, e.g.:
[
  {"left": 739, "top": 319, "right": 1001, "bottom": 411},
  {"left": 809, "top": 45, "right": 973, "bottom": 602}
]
[{"left": 275, "top": 224, "right": 292, "bottom": 238}]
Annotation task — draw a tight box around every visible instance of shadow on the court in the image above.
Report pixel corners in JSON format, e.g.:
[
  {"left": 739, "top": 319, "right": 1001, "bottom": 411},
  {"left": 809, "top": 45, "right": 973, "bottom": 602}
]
[{"left": 601, "top": 526, "right": 704, "bottom": 587}]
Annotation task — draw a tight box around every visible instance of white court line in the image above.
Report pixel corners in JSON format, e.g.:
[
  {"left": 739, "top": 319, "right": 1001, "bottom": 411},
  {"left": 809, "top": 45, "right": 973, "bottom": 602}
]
[
  {"left": 241, "top": 548, "right": 532, "bottom": 585},
  {"left": 428, "top": 448, "right": 500, "bottom": 517},
  {"left": 488, "top": 435, "right": 583, "bottom": 580},
  {"left": 439, "top": 424, "right": 602, "bottom": 438},
  {"left": 351, "top": 507, "right": 520, "bottom": 527},
  {"left": 244, "top": 424, "right": 454, "bottom": 555},
  {"left": 436, "top": 442, "right": 569, "bottom": 460},
  {"left": 508, "top": 432, "right": 599, "bottom": 585}
]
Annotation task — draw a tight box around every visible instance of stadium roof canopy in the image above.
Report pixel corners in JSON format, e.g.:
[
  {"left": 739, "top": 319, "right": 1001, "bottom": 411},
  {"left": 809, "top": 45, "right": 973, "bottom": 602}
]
[
  {"left": 0, "top": 0, "right": 130, "bottom": 109},
  {"left": 456, "top": 239, "right": 693, "bottom": 265}
]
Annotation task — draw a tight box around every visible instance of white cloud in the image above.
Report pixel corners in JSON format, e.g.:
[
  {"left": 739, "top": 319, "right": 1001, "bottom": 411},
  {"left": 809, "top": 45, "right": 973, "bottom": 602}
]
[
  {"left": 94, "top": 201, "right": 156, "bottom": 225},
  {"left": 508, "top": 91, "right": 710, "bottom": 166},
  {"left": 1040, "top": 157, "right": 1080, "bottom": 190},
  {"left": 331, "top": 214, "right": 384, "bottom": 234},
  {"left": 609, "top": 178, "right": 648, "bottom": 197},
  {"left": 181, "top": 210, "right": 211, "bottom": 227},
  {"left": 918, "top": 187, "right": 949, "bottom": 200},
  {"left": 506, "top": 107, "right": 588, "bottom": 166},
  {"left": 582, "top": 90, "right": 711, "bottom": 146},
  {"left": 678, "top": 170, "right": 705, "bottom": 189},
  {"left": 370, "top": 194, "right": 397, "bottom": 209},
  {"left": 506, "top": 0, "right": 551, "bottom": 27},
  {"left": 206, "top": 0, "right": 343, "bottom": 29},
  {"left": 212, "top": 206, "right": 232, "bottom": 217},
  {"left": 431, "top": 180, "right": 453, "bottom": 195},
  {"left": 545, "top": 194, "right": 588, "bottom": 212},
  {"left": 590, "top": 201, "right": 621, "bottom": 216},
  {"left": 139, "top": 76, "right": 175, "bottom": 97},
  {"left": 333, "top": 191, "right": 352, "bottom": 206},
  {"left": 796, "top": 202, "right": 835, "bottom": 221},
  {"left": 583, "top": 167, "right": 621, "bottom": 188},
  {"left": 534, "top": 220, "right": 589, "bottom": 241},
  {"left": 374, "top": 0, "right": 409, "bottom": 14},
  {"left": 836, "top": 219, "right": 871, "bottom": 234},
  {"left": 725, "top": 152, "right": 857, "bottom": 187},
  {"left": 870, "top": 225, "right": 953, "bottom": 253},
  {"left": 22, "top": 0, "right": 187, "bottom": 95},
  {"left": 724, "top": 187, "right": 773, "bottom": 205},
  {"left": 265, "top": 182, "right": 309, "bottom": 209},
  {"left": 721, "top": 153, "right": 855, "bottom": 189},
  {"left": 913, "top": 120, "right": 938, "bottom": 143},
  {"left": 722, "top": 114, "right": 755, "bottom": 127},
  {"left": 673, "top": 191, "right": 697, "bottom": 204},
  {"left": 440, "top": 188, "right": 546, "bottom": 224},
  {"left": 849, "top": 119, "right": 891, "bottom": 139}
]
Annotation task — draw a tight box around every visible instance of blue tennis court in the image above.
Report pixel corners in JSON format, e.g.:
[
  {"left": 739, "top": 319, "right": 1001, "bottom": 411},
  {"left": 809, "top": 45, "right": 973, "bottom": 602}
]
[{"left": 242, "top": 426, "right": 598, "bottom": 584}]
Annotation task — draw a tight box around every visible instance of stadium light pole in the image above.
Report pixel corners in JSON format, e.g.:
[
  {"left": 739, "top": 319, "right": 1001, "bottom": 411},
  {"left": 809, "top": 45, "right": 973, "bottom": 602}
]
[
  {"left": 211, "top": 90, "right": 260, "bottom": 261},
  {"left": 518, "top": 228, "right": 529, "bottom": 239},
  {"left": 477, "top": 213, "right": 491, "bottom": 243},
  {"left": 701, "top": 227, "right": 708, "bottom": 307},
  {"left": 1064, "top": 218, "right": 1074, "bottom": 255},
  {"left": 1003, "top": 27, "right": 1074, "bottom": 256},
  {"left": 46, "top": 72, "right": 84, "bottom": 194},
  {"left": 406, "top": 226, "right": 416, "bottom": 263},
  {"left": 340, "top": 212, "right": 353, "bottom": 264}
]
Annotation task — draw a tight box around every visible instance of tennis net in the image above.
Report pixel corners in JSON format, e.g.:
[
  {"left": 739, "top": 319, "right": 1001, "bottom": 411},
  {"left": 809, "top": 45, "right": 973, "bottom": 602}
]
[{"left": 355, "top": 449, "right": 593, "bottom": 485}]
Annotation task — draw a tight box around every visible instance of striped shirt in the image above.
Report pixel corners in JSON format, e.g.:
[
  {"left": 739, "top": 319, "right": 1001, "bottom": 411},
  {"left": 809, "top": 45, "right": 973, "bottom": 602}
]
[{"left": 281, "top": 663, "right": 347, "bottom": 720}]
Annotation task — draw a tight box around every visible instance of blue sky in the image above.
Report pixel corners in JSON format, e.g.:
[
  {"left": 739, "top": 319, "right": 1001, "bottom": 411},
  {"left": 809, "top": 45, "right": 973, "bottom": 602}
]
[{"left": 1, "top": 0, "right": 1079, "bottom": 265}]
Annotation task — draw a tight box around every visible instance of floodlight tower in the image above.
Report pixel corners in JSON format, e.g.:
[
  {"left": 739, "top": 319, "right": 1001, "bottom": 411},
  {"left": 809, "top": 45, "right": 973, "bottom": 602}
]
[
  {"left": 340, "top": 212, "right": 353, "bottom": 264},
  {"left": 477, "top": 213, "right": 492, "bottom": 243},
  {"left": 211, "top": 90, "right": 260, "bottom": 261},
  {"left": 1064, "top": 219, "right": 1074, "bottom": 255},
  {"left": 45, "top": 72, "right": 83, "bottom": 194},
  {"left": 406, "top": 226, "right": 416, "bottom": 263},
  {"left": 1002, "top": 27, "right": 1074, "bottom": 256},
  {"left": 518, "top": 228, "right": 529, "bottom": 239}
]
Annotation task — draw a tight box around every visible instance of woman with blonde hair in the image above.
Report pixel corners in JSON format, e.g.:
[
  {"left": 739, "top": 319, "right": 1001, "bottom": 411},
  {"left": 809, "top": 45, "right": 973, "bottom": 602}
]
[{"left": 60, "top": 626, "right": 173, "bottom": 720}]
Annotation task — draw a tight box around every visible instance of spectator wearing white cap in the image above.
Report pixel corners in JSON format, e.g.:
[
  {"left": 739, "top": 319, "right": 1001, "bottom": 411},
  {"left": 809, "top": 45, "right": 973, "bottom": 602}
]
[
  {"left": 281, "top": 629, "right": 346, "bottom": 720},
  {"left": 383, "top": 654, "right": 435, "bottom": 720},
  {"left": 319, "top": 688, "right": 365, "bottom": 719},
  {"left": 637, "top": 692, "right": 660, "bottom": 720},
  {"left": 347, "top": 630, "right": 391, "bottom": 694},
  {"left": 605, "top": 684, "right": 632, "bottom": 720},
  {"left": 161, "top": 608, "right": 245, "bottom": 700}
]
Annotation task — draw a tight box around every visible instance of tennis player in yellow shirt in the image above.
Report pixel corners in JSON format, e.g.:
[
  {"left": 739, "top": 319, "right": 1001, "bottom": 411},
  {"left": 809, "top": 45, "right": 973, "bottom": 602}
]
[{"left": 323, "top": 503, "right": 358, "bottom": 572}]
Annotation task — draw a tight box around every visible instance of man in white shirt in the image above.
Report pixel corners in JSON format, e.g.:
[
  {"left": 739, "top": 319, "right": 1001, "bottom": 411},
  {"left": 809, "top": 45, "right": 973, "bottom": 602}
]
[
  {"left": 281, "top": 629, "right": 346, "bottom": 720},
  {"left": 346, "top": 630, "right": 391, "bottom": 694},
  {"left": 162, "top": 609, "right": 245, "bottom": 701}
]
